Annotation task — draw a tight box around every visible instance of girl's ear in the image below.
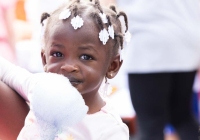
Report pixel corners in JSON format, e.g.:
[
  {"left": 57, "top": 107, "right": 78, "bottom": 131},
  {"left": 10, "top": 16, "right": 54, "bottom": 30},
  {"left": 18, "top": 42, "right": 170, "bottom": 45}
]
[
  {"left": 106, "top": 54, "right": 123, "bottom": 79},
  {"left": 41, "top": 49, "right": 47, "bottom": 66}
]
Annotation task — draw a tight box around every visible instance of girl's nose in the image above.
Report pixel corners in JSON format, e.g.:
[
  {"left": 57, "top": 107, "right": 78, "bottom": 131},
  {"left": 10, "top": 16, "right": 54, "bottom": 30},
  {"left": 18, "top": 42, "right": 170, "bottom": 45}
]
[{"left": 60, "top": 64, "right": 79, "bottom": 73}]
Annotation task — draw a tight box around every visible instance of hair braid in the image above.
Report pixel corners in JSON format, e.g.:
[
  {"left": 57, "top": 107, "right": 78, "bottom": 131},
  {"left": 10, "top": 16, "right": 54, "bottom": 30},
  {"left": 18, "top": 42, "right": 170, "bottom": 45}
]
[
  {"left": 115, "top": 33, "right": 124, "bottom": 49},
  {"left": 107, "top": 15, "right": 112, "bottom": 26},
  {"left": 40, "top": 13, "right": 50, "bottom": 26},
  {"left": 117, "top": 11, "right": 128, "bottom": 32},
  {"left": 109, "top": 5, "right": 117, "bottom": 13},
  {"left": 94, "top": 0, "right": 103, "bottom": 13},
  {"left": 41, "top": 0, "right": 129, "bottom": 56},
  {"left": 72, "top": 4, "right": 78, "bottom": 16},
  {"left": 69, "top": 0, "right": 81, "bottom": 17},
  {"left": 91, "top": 12, "right": 104, "bottom": 30}
]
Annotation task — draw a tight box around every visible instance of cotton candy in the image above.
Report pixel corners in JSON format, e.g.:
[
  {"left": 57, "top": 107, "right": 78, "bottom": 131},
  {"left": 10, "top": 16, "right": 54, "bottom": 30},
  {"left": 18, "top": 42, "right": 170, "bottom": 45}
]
[{"left": 29, "top": 73, "right": 88, "bottom": 139}]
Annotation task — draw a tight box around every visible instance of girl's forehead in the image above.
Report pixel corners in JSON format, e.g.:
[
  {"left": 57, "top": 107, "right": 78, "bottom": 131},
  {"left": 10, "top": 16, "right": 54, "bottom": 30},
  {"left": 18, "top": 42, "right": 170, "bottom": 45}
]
[
  {"left": 46, "top": 17, "right": 111, "bottom": 53},
  {"left": 49, "top": 17, "right": 101, "bottom": 44}
]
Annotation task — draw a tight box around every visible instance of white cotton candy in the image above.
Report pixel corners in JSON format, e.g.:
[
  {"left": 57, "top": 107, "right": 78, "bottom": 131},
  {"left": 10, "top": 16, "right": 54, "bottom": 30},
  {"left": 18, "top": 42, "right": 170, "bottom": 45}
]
[{"left": 29, "top": 73, "right": 88, "bottom": 139}]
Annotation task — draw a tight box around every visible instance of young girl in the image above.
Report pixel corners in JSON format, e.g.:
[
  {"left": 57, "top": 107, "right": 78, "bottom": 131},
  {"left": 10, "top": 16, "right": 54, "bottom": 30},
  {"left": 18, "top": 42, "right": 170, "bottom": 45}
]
[{"left": 0, "top": 0, "right": 130, "bottom": 139}]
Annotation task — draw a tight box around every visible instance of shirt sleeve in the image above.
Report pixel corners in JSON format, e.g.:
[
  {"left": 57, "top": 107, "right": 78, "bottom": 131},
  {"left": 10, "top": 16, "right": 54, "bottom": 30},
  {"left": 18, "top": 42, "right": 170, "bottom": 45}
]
[{"left": 0, "top": 56, "right": 33, "bottom": 101}]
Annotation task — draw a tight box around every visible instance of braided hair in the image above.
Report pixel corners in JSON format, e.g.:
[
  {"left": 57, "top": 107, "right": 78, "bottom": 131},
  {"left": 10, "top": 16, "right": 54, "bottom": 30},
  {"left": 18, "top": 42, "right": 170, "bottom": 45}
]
[{"left": 40, "top": 0, "right": 128, "bottom": 56}]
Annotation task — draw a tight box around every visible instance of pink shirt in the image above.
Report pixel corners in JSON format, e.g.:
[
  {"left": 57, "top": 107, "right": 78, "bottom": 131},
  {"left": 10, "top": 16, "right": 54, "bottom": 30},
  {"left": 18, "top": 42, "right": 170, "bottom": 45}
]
[{"left": 17, "top": 100, "right": 129, "bottom": 140}]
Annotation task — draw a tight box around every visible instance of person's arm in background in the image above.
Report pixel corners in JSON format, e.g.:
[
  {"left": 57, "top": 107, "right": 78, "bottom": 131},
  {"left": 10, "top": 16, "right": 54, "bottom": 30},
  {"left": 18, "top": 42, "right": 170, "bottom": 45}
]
[
  {"left": 0, "top": 80, "right": 29, "bottom": 140},
  {"left": 3, "top": 4, "right": 16, "bottom": 53},
  {"left": 1, "top": 0, "right": 17, "bottom": 59}
]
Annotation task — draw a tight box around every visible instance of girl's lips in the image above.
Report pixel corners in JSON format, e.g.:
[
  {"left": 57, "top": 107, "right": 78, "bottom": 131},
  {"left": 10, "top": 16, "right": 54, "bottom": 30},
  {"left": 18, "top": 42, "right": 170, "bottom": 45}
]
[
  {"left": 68, "top": 77, "right": 83, "bottom": 86},
  {"left": 70, "top": 80, "right": 82, "bottom": 85},
  {"left": 62, "top": 75, "right": 83, "bottom": 87}
]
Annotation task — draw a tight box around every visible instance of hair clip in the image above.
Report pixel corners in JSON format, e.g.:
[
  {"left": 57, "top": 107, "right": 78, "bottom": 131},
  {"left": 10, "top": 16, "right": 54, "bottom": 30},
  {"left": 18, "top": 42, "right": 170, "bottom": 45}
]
[
  {"left": 59, "top": 9, "right": 71, "bottom": 20},
  {"left": 99, "top": 13, "right": 108, "bottom": 24},
  {"left": 124, "top": 31, "right": 131, "bottom": 43},
  {"left": 118, "top": 47, "right": 125, "bottom": 61},
  {"left": 70, "top": 15, "right": 84, "bottom": 30},
  {"left": 99, "top": 28, "right": 109, "bottom": 45},
  {"left": 108, "top": 25, "right": 114, "bottom": 39}
]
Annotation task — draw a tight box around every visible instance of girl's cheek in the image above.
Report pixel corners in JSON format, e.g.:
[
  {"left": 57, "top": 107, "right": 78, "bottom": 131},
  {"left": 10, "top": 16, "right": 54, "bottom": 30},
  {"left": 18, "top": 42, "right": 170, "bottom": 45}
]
[{"left": 46, "top": 64, "right": 60, "bottom": 73}]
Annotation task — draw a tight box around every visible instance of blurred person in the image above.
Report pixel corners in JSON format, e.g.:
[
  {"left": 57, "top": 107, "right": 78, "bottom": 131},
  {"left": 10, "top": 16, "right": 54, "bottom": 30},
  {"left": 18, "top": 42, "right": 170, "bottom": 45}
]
[
  {"left": 0, "top": 0, "right": 17, "bottom": 63},
  {"left": 115, "top": 0, "right": 200, "bottom": 140}
]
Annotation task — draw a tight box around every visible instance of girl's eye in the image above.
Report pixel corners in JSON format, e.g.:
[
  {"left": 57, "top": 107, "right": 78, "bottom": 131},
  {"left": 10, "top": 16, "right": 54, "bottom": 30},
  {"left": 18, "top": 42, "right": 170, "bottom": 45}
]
[
  {"left": 52, "top": 52, "right": 63, "bottom": 57},
  {"left": 80, "top": 55, "right": 92, "bottom": 60}
]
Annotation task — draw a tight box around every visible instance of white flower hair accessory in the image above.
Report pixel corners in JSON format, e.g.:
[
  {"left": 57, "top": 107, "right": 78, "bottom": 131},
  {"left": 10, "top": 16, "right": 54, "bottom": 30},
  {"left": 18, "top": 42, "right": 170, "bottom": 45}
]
[
  {"left": 71, "top": 15, "right": 84, "bottom": 30},
  {"left": 99, "top": 28, "right": 109, "bottom": 45},
  {"left": 108, "top": 25, "right": 114, "bottom": 39},
  {"left": 59, "top": 9, "right": 71, "bottom": 20},
  {"left": 118, "top": 47, "right": 125, "bottom": 61},
  {"left": 99, "top": 13, "right": 108, "bottom": 24},
  {"left": 124, "top": 31, "right": 131, "bottom": 43},
  {"left": 118, "top": 16, "right": 132, "bottom": 43}
]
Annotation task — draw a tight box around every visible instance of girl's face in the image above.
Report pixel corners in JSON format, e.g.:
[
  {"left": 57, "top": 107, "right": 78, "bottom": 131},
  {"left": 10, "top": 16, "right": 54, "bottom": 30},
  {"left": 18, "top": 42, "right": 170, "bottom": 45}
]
[{"left": 41, "top": 17, "right": 120, "bottom": 99}]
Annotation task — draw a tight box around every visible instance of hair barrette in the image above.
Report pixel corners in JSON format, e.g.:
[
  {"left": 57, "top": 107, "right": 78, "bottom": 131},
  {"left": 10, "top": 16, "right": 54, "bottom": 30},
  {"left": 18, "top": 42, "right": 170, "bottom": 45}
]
[
  {"left": 59, "top": 9, "right": 71, "bottom": 20},
  {"left": 99, "top": 28, "right": 109, "bottom": 45},
  {"left": 124, "top": 31, "right": 131, "bottom": 43},
  {"left": 108, "top": 25, "right": 114, "bottom": 39},
  {"left": 118, "top": 47, "right": 125, "bottom": 61},
  {"left": 99, "top": 13, "right": 108, "bottom": 24},
  {"left": 71, "top": 15, "right": 84, "bottom": 30}
]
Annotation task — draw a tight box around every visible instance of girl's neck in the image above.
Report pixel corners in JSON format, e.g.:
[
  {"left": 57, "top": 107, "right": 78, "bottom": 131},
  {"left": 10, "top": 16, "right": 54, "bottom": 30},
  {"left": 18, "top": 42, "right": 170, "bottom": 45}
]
[{"left": 83, "top": 92, "right": 105, "bottom": 114}]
